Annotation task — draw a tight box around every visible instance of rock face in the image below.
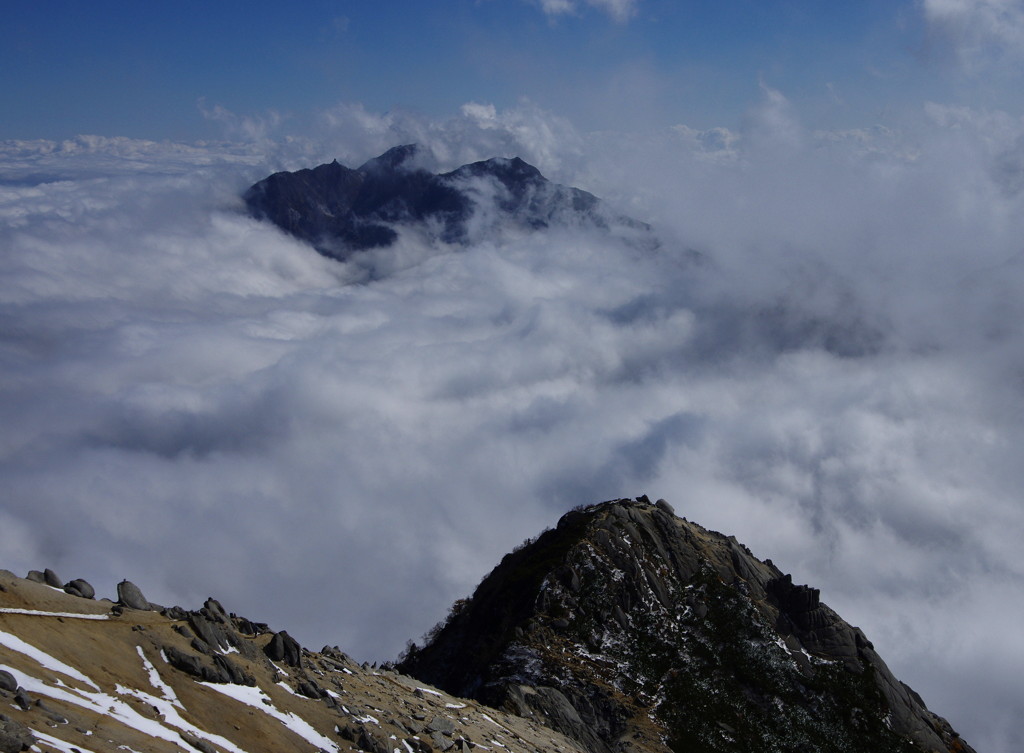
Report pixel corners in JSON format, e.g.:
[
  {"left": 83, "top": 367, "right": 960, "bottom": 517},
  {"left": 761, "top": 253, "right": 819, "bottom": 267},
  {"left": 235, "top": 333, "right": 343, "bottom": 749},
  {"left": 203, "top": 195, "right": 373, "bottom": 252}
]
[
  {"left": 399, "top": 498, "right": 974, "bottom": 753},
  {"left": 243, "top": 145, "right": 642, "bottom": 261}
]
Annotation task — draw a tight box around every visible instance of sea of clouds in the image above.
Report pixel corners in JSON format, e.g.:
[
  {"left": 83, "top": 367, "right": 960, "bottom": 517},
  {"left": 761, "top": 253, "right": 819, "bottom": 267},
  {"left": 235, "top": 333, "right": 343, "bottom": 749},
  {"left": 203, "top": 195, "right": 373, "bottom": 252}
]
[{"left": 3, "top": 93, "right": 1023, "bottom": 752}]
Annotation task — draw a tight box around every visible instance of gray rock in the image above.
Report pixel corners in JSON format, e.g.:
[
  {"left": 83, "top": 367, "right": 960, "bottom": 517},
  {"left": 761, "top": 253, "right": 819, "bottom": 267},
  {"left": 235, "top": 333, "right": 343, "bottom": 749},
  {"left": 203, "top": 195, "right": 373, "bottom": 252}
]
[
  {"left": 431, "top": 732, "right": 455, "bottom": 751},
  {"left": 33, "top": 700, "right": 66, "bottom": 725},
  {"left": 179, "top": 732, "right": 217, "bottom": 753},
  {"left": 405, "top": 736, "right": 434, "bottom": 753},
  {"left": 117, "top": 580, "right": 151, "bottom": 610},
  {"left": 0, "top": 714, "right": 34, "bottom": 753},
  {"left": 296, "top": 679, "right": 326, "bottom": 699},
  {"left": 42, "top": 569, "right": 62, "bottom": 588},
  {"left": 200, "top": 598, "right": 229, "bottom": 623},
  {"left": 63, "top": 578, "right": 95, "bottom": 599},
  {"left": 211, "top": 654, "right": 255, "bottom": 686},
  {"left": 13, "top": 689, "right": 30, "bottom": 711},
  {"left": 264, "top": 630, "right": 302, "bottom": 667},
  {"left": 427, "top": 716, "right": 456, "bottom": 735},
  {"left": 189, "top": 612, "right": 232, "bottom": 652},
  {"left": 655, "top": 498, "right": 675, "bottom": 516},
  {"left": 162, "top": 646, "right": 208, "bottom": 680},
  {"left": 24, "top": 571, "right": 44, "bottom": 584},
  {"left": 0, "top": 672, "right": 16, "bottom": 694},
  {"left": 356, "top": 726, "right": 391, "bottom": 753},
  {"left": 163, "top": 606, "right": 189, "bottom": 621}
]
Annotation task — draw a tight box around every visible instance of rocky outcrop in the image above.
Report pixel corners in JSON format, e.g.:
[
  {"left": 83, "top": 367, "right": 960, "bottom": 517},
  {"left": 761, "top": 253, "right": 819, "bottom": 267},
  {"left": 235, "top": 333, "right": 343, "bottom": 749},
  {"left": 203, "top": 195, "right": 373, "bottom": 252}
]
[
  {"left": 62, "top": 578, "right": 95, "bottom": 599},
  {"left": 0, "top": 714, "right": 33, "bottom": 753},
  {"left": 243, "top": 145, "right": 644, "bottom": 261},
  {"left": 116, "top": 579, "right": 151, "bottom": 610},
  {"left": 264, "top": 629, "right": 303, "bottom": 667},
  {"left": 401, "top": 497, "right": 974, "bottom": 753},
  {"left": 0, "top": 568, "right": 589, "bottom": 753}
]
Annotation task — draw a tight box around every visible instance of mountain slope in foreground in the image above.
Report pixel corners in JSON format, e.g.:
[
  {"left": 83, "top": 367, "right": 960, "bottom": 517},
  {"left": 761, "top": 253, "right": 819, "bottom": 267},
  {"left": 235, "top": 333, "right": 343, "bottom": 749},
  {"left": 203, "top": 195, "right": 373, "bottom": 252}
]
[
  {"left": 0, "top": 573, "right": 586, "bottom": 753},
  {"left": 0, "top": 497, "right": 973, "bottom": 753},
  {"left": 400, "top": 497, "right": 974, "bottom": 753}
]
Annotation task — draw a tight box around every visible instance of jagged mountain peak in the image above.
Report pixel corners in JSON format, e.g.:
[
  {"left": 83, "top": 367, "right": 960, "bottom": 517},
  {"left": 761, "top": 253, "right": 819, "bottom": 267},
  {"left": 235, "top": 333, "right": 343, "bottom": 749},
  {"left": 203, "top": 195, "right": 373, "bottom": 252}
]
[
  {"left": 242, "top": 146, "right": 642, "bottom": 262},
  {"left": 399, "top": 497, "right": 974, "bottom": 753},
  {"left": 357, "top": 143, "right": 423, "bottom": 172}
]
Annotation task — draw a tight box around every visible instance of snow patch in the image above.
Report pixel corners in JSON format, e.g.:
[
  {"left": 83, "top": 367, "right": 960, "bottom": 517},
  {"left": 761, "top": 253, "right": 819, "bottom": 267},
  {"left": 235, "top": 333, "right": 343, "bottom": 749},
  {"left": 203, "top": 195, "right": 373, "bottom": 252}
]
[
  {"left": 135, "top": 646, "right": 183, "bottom": 709},
  {"left": 30, "top": 728, "right": 101, "bottom": 753},
  {"left": 0, "top": 629, "right": 98, "bottom": 689},
  {"left": 200, "top": 681, "right": 339, "bottom": 752},
  {"left": 0, "top": 608, "right": 109, "bottom": 620},
  {"left": 3, "top": 660, "right": 249, "bottom": 753}
]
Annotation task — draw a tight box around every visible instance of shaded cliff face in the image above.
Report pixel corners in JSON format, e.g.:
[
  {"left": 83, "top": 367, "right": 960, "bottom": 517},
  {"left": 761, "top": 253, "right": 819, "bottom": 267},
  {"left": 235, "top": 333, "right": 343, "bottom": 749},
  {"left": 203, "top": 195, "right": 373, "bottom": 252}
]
[
  {"left": 399, "top": 498, "right": 974, "bottom": 753},
  {"left": 242, "top": 145, "right": 631, "bottom": 261}
]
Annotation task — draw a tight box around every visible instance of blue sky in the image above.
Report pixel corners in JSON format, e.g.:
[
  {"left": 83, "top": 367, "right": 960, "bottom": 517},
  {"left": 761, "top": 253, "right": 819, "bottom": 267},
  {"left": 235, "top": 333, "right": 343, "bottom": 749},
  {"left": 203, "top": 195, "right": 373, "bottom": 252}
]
[{"left": 3, "top": 0, "right": 1016, "bottom": 141}]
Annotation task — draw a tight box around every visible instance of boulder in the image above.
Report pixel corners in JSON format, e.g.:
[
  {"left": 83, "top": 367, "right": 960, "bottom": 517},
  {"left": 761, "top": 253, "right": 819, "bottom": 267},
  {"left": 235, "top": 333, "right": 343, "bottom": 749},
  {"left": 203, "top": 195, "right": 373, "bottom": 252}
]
[
  {"left": 117, "top": 580, "right": 151, "bottom": 610},
  {"left": 296, "top": 679, "right": 326, "bottom": 699},
  {"left": 0, "top": 714, "right": 34, "bottom": 753},
  {"left": 354, "top": 725, "right": 390, "bottom": 753},
  {"left": 162, "top": 646, "right": 253, "bottom": 686},
  {"left": 42, "top": 569, "right": 62, "bottom": 588},
  {"left": 162, "top": 606, "right": 189, "bottom": 621},
  {"left": 188, "top": 612, "right": 233, "bottom": 652},
  {"left": 13, "top": 689, "right": 30, "bottom": 711},
  {"left": 63, "top": 579, "right": 95, "bottom": 599},
  {"left": 427, "top": 716, "right": 456, "bottom": 735},
  {"left": 431, "top": 732, "right": 455, "bottom": 751},
  {"left": 200, "top": 598, "right": 229, "bottom": 623},
  {"left": 179, "top": 732, "right": 217, "bottom": 753},
  {"left": 264, "top": 630, "right": 302, "bottom": 667},
  {"left": 0, "top": 672, "right": 16, "bottom": 694},
  {"left": 24, "top": 571, "right": 44, "bottom": 584}
]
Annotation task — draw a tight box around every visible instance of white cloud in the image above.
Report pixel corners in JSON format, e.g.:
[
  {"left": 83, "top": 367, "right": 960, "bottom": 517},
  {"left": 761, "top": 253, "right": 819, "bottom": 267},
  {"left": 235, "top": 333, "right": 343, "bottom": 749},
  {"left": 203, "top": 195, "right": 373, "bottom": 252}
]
[
  {"left": 3, "top": 96, "right": 1024, "bottom": 753},
  {"left": 532, "top": 0, "right": 639, "bottom": 23},
  {"left": 922, "top": 0, "right": 1024, "bottom": 69}
]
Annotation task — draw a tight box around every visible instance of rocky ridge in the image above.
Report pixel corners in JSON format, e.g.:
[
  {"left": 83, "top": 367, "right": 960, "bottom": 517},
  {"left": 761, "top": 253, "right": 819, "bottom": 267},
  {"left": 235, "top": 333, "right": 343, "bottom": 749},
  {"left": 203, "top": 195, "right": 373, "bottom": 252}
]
[
  {"left": 399, "top": 497, "right": 974, "bottom": 753},
  {"left": 243, "top": 145, "right": 646, "bottom": 261},
  {"left": 0, "top": 570, "right": 587, "bottom": 753},
  {"left": 0, "top": 497, "right": 975, "bottom": 753}
]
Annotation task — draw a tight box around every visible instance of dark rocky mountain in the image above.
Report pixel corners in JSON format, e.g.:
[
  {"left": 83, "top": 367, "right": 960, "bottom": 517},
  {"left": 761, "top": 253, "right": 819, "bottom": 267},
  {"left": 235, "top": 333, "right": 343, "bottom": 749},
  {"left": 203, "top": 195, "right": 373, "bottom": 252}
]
[
  {"left": 243, "top": 145, "right": 640, "bottom": 260},
  {"left": 399, "top": 497, "right": 974, "bottom": 753}
]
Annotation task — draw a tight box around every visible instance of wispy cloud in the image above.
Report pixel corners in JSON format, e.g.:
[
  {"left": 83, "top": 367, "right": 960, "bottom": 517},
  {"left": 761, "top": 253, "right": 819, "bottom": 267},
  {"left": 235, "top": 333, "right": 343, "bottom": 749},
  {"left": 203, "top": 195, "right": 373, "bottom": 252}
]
[
  {"left": 532, "top": 0, "right": 640, "bottom": 23},
  {"left": 922, "top": 0, "right": 1024, "bottom": 69}
]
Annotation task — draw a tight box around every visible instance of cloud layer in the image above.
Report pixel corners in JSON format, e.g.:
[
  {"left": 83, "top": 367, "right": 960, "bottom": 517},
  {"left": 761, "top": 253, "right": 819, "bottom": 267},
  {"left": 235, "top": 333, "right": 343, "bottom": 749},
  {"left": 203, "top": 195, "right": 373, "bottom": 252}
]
[
  {"left": 923, "top": 0, "right": 1024, "bottom": 68},
  {"left": 3, "top": 97, "right": 1024, "bottom": 753}
]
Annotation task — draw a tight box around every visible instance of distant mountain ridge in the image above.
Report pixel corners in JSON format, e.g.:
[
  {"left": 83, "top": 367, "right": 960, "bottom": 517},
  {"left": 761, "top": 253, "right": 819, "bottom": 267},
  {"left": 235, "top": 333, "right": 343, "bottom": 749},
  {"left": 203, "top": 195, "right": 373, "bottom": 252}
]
[
  {"left": 0, "top": 497, "right": 973, "bottom": 753},
  {"left": 243, "top": 145, "right": 643, "bottom": 260}
]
